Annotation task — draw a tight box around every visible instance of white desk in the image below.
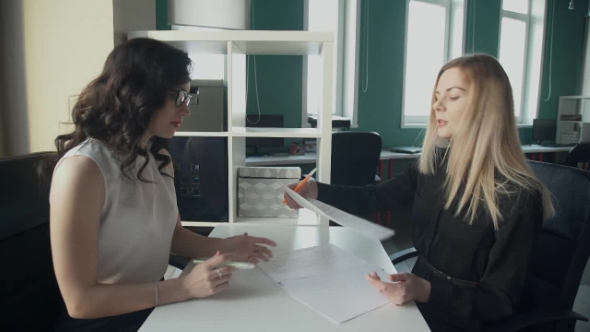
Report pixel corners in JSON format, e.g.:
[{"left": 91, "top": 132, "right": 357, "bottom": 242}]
[
  {"left": 245, "top": 144, "right": 572, "bottom": 166},
  {"left": 140, "top": 225, "right": 430, "bottom": 332}
]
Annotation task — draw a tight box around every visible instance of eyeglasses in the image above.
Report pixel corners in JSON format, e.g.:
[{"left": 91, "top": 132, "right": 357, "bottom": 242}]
[{"left": 168, "top": 88, "right": 197, "bottom": 107}]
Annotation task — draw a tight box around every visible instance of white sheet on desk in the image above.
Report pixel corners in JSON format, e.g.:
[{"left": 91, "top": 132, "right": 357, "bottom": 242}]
[
  {"left": 258, "top": 244, "right": 367, "bottom": 283},
  {"left": 280, "top": 264, "right": 391, "bottom": 324},
  {"left": 282, "top": 184, "right": 395, "bottom": 241}
]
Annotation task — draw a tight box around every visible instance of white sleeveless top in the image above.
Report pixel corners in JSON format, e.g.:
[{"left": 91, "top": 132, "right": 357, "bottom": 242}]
[{"left": 53, "top": 138, "right": 177, "bottom": 284}]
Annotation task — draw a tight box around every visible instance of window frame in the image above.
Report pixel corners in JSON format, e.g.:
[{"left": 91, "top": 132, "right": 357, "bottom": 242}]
[
  {"left": 401, "top": 0, "right": 465, "bottom": 128},
  {"left": 500, "top": 0, "right": 548, "bottom": 127},
  {"left": 499, "top": 2, "right": 531, "bottom": 124},
  {"left": 302, "top": 0, "right": 359, "bottom": 127}
]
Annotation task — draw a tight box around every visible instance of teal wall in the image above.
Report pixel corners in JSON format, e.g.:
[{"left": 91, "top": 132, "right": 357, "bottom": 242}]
[
  {"left": 462, "top": 0, "right": 587, "bottom": 144},
  {"left": 354, "top": 0, "right": 587, "bottom": 147},
  {"left": 246, "top": 0, "right": 304, "bottom": 129},
  {"left": 537, "top": 1, "right": 587, "bottom": 122},
  {"left": 355, "top": 0, "right": 422, "bottom": 147},
  {"left": 155, "top": 0, "right": 588, "bottom": 147},
  {"left": 155, "top": 0, "right": 170, "bottom": 30},
  {"left": 464, "top": 0, "right": 502, "bottom": 56}
]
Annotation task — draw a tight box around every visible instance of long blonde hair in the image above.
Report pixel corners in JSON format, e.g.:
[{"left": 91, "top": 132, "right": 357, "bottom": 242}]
[{"left": 419, "top": 54, "right": 554, "bottom": 229}]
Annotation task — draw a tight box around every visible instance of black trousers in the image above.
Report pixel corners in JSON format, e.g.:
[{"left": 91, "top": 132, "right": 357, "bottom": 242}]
[
  {"left": 412, "top": 256, "right": 482, "bottom": 332},
  {"left": 54, "top": 305, "right": 154, "bottom": 332},
  {"left": 54, "top": 276, "right": 166, "bottom": 331}
]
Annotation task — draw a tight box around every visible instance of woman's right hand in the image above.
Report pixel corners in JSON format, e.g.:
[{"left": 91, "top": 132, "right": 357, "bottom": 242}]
[
  {"left": 181, "top": 251, "right": 236, "bottom": 299},
  {"left": 284, "top": 179, "right": 318, "bottom": 209}
]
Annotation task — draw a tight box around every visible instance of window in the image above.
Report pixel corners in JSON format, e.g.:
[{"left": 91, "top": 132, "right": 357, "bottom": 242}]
[
  {"left": 303, "top": 0, "right": 360, "bottom": 126},
  {"left": 171, "top": 25, "right": 225, "bottom": 80},
  {"left": 499, "top": 0, "right": 546, "bottom": 124},
  {"left": 402, "top": 0, "right": 465, "bottom": 127}
]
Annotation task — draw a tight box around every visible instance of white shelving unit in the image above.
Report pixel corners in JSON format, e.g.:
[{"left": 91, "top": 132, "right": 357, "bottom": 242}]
[
  {"left": 128, "top": 30, "right": 334, "bottom": 227},
  {"left": 557, "top": 96, "right": 590, "bottom": 144}
]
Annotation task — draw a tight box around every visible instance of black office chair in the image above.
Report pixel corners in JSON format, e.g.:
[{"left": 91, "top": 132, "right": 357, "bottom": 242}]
[
  {"left": 565, "top": 143, "right": 590, "bottom": 171},
  {"left": 330, "top": 131, "right": 382, "bottom": 186},
  {"left": 390, "top": 161, "right": 590, "bottom": 331},
  {"left": 0, "top": 152, "right": 202, "bottom": 329},
  {"left": 0, "top": 152, "right": 62, "bottom": 331}
]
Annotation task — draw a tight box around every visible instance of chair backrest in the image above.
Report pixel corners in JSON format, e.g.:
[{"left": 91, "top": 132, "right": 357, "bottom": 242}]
[
  {"left": 521, "top": 161, "right": 590, "bottom": 313},
  {"left": 0, "top": 152, "right": 62, "bottom": 331},
  {"left": 565, "top": 143, "right": 590, "bottom": 171},
  {"left": 330, "top": 131, "right": 382, "bottom": 186}
]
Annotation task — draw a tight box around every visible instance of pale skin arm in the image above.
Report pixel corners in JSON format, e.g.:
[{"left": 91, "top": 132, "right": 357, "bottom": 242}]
[
  {"left": 366, "top": 272, "right": 431, "bottom": 305},
  {"left": 170, "top": 215, "right": 223, "bottom": 258},
  {"left": 50, "top": 156, "right": 235, "bottom": 319},
  {"left": 171, "top": 216, "right": 276, "bottom": 263},
  {"left": 161, "top": 149, "right": 277, "bottom": 263}
]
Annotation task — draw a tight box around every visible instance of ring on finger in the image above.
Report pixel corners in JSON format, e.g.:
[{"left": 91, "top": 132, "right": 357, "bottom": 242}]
[{"left": 216, "top": 269, "right": 222, "bottom": 279}]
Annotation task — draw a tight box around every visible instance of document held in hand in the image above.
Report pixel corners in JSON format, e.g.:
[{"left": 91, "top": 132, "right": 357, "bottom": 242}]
[{"left": 282, "top": 184, "right": 395, "bottom": 241}]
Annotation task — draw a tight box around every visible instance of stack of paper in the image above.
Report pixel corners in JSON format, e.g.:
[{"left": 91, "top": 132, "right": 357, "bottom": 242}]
[{"left": 258, "top": 244, "right": 391, "bottom": 324}]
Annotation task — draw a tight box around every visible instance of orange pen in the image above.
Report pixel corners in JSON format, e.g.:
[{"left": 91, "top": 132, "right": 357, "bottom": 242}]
[{"left": 282, "top": 167, "right": 317, "bottom": 204}]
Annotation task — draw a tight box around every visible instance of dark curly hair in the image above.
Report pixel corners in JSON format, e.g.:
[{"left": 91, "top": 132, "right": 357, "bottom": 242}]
[{"left": 39, "top": 37, "right": 192, "bottom": 185}]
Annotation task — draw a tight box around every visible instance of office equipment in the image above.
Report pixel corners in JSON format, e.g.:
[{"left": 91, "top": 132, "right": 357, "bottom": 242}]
[
  {"left": 532, "top": 119, "right": 557, "bottom": 144},
  {"left": 246, "top": 114, "right": 285, "bottom": 156},
  {"left": 331, "top": 132, "right": 382, "bottom": 186},
  {"left": 390, "top": 160, "right": 590, "bottom": 331},
  {"left": 168, "top": 136, "right": 229, "bottom": 222},
  {"left": 288, "top": 141, "right": 306, "bottom": 155},
  {"left": 283, "top": 185, "right": 395, "bottom": 241},
  {"left": 303, "top": 138, "right": 317, "bottom": 152},
  {"left": 557, "top": 96, "right": 590, "bottom": 144},
  {"left": 389, "top": 146, "right": 422, "bottom": 154},
  {"left": 308, "top": 115, "right": 351, "bottom": 129},
  {"left": 560, "top": 114, "right": 582, "bottom": 121},
  {"left": 139, "top": 225, "right": 430, "bottom": 332},
  {"left": 192, "top": 259, "right": 255, "bottom": 269},
  {"left": 237, "top": 166, "right": 300, "bottom": 218}
]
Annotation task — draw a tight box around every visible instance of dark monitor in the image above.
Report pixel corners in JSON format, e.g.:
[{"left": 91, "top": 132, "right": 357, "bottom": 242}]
[
  {"left": 532, "top": 119, "right": 556, "bottom": 144},
  {"left": 168, "top": 137, "right": 228, "bottom": 222},
  {"left": 246, "top": 115, "right": 284, "bottom": 154}
]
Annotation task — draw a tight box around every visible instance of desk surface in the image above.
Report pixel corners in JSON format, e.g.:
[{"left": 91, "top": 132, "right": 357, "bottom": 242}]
[
  {"left": 140, "top": 225, "right": 430, "bottom": 332},
  {"left": 245, "top": 144, "right": 572, "bottom": 166}
]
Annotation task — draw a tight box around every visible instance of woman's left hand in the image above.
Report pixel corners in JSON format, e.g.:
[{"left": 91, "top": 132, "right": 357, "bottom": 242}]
[
  {"left": 366, "top": 272, "right": 431, "bottom": 305},
  {"left": 219, "top": 233, "right": 277, "bottom": 264}
]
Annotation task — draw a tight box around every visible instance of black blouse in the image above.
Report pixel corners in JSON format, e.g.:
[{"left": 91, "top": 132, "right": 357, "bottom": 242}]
[{"left": 316, "top": 160, "right": 543, "bottom": 330}]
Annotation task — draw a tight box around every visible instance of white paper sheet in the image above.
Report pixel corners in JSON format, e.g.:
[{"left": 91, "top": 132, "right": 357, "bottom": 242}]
[
  {"left": 258, "top": 244, "right": 393, "bottom": 324},
  {"left": 258, "top": 244, "right": 366, "bottom": 283},
  {"left": 282, "top": 184, "right": 395, "bottom": 241},
  {"left": 280, "top": 264, "right": 391, "bottom": 324}
]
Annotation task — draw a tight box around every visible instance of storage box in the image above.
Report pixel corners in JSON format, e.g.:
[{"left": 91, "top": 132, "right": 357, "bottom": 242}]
[{"left": 238, "top": 167, "right": 301, "bottom": 218}]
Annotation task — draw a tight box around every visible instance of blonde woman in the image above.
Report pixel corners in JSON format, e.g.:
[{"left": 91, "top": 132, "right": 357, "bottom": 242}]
[{"left": 284, "top": 54, "right": 554, "bottom": 331}]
